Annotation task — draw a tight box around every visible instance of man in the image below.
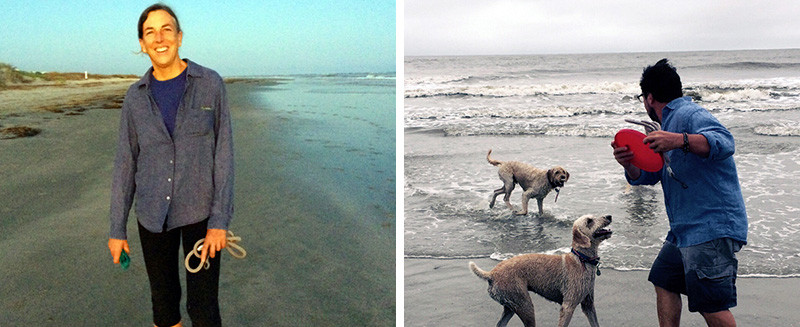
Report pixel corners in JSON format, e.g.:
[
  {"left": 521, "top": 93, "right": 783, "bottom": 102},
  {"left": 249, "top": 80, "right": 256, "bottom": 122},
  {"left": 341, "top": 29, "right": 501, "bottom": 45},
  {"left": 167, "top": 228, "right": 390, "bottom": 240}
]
[
  {"left": 612, "top": 59, "right": 747, "bottom": 327},
  {"left": 107, "top": 4, "right": 234, "bottom": 327}
]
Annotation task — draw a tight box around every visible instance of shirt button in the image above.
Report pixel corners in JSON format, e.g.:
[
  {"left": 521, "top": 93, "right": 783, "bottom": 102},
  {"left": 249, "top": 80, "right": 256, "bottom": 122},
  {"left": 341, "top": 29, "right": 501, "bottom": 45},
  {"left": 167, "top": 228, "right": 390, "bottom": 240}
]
[
  {"left": 168, "top": 178, "right": 172, "bottom": 182},
  {"left": 169, "top": 160, "right": 174, "bottom": 164},
  {"left": 166, "top": 196, "right": 171, "bottom": 201}
]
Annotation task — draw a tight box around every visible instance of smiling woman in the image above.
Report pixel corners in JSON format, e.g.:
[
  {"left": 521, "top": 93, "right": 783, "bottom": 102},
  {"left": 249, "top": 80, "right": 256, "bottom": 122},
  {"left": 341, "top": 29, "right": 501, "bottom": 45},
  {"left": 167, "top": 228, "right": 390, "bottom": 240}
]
[
  {"left": 138, "top": 6, "right": 185, "bottom": 80},
  {"left": 107, "top": 4, "right": 234, "bottom": 327}
]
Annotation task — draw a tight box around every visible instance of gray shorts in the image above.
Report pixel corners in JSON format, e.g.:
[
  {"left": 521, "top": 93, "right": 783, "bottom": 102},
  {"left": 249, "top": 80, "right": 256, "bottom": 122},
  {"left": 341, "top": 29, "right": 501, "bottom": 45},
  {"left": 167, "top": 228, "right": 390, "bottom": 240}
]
[{"left": 648, "top": 238, "right": 742, "bottom": 313}]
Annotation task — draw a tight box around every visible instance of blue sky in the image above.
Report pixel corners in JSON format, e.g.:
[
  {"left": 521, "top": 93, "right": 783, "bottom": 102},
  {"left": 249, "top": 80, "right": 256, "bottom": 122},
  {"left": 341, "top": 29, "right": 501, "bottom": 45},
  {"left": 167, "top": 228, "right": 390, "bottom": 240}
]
[{"left": 1, "top": 0, "right": 396, "bottom": 76}]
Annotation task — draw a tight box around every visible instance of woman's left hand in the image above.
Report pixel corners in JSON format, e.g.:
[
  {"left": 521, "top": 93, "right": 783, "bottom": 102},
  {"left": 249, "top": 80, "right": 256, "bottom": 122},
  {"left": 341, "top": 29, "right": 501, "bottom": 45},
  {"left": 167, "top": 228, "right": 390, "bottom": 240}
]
[{"left": 200, "top": 228, "right": 228, "bottom": 261}]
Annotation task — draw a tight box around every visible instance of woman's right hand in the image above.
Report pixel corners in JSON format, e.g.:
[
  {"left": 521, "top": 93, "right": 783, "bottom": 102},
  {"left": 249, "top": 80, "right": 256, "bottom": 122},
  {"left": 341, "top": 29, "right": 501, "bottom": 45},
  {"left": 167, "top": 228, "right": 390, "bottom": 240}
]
[{"left": 108, "top": 238, "right": 130, "bottom": 264}]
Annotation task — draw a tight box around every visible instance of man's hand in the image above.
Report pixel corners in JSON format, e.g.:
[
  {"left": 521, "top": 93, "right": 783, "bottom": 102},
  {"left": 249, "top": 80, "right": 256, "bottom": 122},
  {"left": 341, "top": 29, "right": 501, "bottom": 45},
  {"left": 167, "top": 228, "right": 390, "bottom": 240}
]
[
  {"left": 200, "top": 229, "right": 228, "bottom": 261},
  {"left": 611, "top": 141, "right": 642, "bottom": 180},
  {"left": 643, "top": 130, "right": 682, "bottom": 153},
  {"left": 108, "top": 238, "right": 130, "bottom": 264}
]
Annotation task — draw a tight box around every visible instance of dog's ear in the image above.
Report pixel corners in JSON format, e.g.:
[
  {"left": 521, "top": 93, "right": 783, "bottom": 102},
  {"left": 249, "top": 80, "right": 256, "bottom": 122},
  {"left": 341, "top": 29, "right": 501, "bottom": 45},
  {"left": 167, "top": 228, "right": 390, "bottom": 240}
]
[
  {"left": 547, "top": 169, "right": 555, "bottom": 184},
  {"left": 564, "top": 169, "right": 570, "bottom": 181},
  {"left": 572, "top": 226, "right": 591, "bottom": 248}
]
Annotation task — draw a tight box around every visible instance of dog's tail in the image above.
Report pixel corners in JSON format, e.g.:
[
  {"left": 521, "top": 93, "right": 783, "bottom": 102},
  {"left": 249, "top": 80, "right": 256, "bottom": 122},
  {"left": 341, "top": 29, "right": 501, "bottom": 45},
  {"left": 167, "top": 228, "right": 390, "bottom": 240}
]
[
  {"left": 487, "top": 149, "right": 502, "bottom": 166},
  {"left": 469, "top": 261, "right": 492, "bottom": 281}
]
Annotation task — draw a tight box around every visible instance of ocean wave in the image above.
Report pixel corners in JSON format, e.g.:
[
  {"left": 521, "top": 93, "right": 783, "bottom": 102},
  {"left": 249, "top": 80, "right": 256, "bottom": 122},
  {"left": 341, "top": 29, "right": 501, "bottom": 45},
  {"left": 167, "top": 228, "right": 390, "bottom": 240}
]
[
  {"left": 405, "top": 105, "right": 636, "bottom": 121},
  {"left": 753, "top": 122, "right": 800, "bottom": 137},
  {"left": 404, "top": 254, "right": 489, "bottom": 260},
  {"left": 405, "top": 81, "right": 638, "bottom": 98},
  {"left": 404, "top": 75, "right": 474, "bottom": 85},
  {"left": 691, "top": 61, "right": 800, "bottom": 71},
  {"left": 404, "top": 77, "right": 800, "bottom": 109},
  {"left": 738, "top": 273, "right": 800, "bottom": 278},
  {"left": 404, "top": 106, "right": 637, "bottom": 137},
  {"left": 357, "top": 74, "right": 396, "bottom": 80},
  {"left": 438, "top": 124, "right": 619, "bottom": 137}
]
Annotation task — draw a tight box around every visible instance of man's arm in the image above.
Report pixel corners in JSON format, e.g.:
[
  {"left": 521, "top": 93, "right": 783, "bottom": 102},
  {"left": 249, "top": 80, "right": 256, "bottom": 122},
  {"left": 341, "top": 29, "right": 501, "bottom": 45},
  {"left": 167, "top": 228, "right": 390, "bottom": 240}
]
[{"left": 643, "top": 131, "right": 710, "bottom": 158}]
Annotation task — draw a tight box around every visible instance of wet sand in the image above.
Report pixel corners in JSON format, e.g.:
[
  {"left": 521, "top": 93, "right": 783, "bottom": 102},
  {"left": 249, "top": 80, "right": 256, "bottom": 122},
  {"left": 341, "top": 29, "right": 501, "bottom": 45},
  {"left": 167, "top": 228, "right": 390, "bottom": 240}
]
[
  {"left": 0, "top": 81, "right": 394, "bottom": 325},
  {"left": 404, "top": 258, "right": 800, "bottom": 326}
]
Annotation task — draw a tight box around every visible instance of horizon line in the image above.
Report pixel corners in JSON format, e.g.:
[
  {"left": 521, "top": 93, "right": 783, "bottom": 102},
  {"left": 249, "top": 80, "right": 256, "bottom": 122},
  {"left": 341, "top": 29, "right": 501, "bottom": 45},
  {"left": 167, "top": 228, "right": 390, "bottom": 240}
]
[{"left": 404, "top": 47, "right": 800, "bottom": 58}]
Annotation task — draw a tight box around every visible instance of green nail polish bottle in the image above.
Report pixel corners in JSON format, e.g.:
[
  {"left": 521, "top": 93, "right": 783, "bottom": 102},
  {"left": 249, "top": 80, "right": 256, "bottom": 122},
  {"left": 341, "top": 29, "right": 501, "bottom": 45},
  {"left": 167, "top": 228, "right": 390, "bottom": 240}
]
[{"left": 120, "top": 249, "right": 130, "bottom": 270}]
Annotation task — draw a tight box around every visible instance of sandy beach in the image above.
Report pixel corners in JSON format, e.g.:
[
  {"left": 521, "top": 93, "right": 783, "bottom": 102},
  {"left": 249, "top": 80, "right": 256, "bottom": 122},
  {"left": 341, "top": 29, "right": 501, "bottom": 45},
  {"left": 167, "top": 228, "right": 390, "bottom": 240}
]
[
  {"left": 405, "top": 258, "right": 800, "bottom": 326},
  {"left": 0, "top": 78, "right": 394, "bottom": 325},
  {"left": 0, "top": 78, "right": 136, "bottom": 139}
]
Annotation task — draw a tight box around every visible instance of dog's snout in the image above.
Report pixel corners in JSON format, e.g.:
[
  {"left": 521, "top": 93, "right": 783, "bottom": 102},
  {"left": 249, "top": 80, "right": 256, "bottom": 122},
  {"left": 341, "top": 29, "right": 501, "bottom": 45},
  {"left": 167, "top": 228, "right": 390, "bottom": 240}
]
[{"left": 605, "top": 215, "right": 612, "bottom": 222}]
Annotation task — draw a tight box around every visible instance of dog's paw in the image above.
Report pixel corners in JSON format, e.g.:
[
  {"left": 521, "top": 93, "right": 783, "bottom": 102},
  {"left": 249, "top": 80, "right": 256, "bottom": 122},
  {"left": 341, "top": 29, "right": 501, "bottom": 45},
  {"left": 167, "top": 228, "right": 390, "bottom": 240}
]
[{"left": 513, "top": 210, "right": 528, "bottom": 216}]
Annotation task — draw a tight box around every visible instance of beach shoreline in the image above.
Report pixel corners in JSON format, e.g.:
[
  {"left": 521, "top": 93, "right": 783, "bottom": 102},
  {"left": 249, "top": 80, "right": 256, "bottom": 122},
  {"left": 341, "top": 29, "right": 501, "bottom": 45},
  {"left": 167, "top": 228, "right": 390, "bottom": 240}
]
[{"left": 405, "top": 257, "right": 800, "bottom": 326}]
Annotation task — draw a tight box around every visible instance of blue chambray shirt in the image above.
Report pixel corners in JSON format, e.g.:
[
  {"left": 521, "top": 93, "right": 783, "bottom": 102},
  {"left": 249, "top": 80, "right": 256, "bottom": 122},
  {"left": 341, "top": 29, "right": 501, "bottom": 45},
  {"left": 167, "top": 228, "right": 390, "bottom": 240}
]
[
  {"left": 109, "top": 60, "right": 234, "bottom": 240},
  {"left": 626, "top": 97, "right": 748, "bottom": 247}
]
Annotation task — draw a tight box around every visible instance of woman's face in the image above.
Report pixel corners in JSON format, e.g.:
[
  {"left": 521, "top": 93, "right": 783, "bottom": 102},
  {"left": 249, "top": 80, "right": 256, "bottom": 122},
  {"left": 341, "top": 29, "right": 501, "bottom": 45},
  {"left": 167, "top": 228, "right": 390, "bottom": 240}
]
[{"left": 138, "top": 10, "right": 182, "bottom": 70}]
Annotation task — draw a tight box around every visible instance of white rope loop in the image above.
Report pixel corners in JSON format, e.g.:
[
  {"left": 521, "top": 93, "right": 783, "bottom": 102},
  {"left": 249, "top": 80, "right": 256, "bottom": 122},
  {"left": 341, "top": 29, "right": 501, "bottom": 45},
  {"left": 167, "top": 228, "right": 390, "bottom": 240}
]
[{"left": 185, "top": 230, "right": 247, "bottom": 273}]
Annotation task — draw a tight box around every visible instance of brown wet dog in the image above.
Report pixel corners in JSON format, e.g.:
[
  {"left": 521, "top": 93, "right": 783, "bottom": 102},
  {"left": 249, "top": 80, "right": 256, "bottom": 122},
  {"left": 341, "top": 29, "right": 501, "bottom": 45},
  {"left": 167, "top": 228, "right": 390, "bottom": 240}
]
[
  {"left": 469, "top": 214, "right": 612, "bottom": 327},
  {"left": 487, "top": 149, "right": 570, "bottom": 215}
]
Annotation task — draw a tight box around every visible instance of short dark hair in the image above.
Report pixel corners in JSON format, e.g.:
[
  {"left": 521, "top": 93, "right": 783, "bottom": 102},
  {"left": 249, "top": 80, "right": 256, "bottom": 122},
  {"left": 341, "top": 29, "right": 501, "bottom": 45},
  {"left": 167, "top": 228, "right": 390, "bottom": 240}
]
[
  {"left": 640, "top": 58, "right": 683, "bottom": 103},
  {"left": 138, "top": 3, "right": 181, "bottom": 39}
]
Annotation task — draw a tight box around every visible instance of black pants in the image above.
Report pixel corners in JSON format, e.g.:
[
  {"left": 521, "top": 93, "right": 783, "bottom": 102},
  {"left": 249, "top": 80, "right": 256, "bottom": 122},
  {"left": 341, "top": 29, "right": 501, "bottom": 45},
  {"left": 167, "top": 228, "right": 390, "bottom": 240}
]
[{"left": 138, "top": 219, "right": 222, "bottom": 327}]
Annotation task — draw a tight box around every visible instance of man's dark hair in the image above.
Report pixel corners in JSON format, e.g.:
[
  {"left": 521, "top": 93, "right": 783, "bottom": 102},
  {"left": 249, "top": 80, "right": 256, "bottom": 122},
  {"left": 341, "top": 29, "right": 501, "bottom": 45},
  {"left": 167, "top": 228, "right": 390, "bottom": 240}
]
[
  {"left": 138, "top": 3, "right": 181, "bottom": 39},
  {"left": 640, "top": 58, "right": 683, "bottom": 103}
]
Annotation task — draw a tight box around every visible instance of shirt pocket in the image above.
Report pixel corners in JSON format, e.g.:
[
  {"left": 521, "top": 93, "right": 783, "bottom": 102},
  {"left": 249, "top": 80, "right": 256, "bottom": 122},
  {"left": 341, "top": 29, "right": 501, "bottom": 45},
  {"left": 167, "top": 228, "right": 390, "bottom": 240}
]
[{"left": 185, "top": 105, "right": 215, "bottom": 136}]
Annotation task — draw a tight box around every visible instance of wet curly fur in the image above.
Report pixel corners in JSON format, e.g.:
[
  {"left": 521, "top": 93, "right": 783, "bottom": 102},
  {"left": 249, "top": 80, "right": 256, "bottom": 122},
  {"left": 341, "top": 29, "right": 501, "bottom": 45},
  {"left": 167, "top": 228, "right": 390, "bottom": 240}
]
[
  {"left": 470, "top": 214, "right": 613, "bottom": 327},
  {"left": 487, "top": 149, "right": 570, "bottom": 215}
]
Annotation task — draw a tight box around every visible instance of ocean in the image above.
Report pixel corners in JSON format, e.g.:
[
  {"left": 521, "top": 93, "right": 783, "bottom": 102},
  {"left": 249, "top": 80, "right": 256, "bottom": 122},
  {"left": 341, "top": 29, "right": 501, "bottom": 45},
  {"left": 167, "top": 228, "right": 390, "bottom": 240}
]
[
  {"left": 224, "top": 73, "right": 398, "bottom": 324},
  {"left": 249, "top": 73, "right": 397, "bottom": 218},
  {"left": 404, "top": 49, "right": 800, "bottom": 277}
]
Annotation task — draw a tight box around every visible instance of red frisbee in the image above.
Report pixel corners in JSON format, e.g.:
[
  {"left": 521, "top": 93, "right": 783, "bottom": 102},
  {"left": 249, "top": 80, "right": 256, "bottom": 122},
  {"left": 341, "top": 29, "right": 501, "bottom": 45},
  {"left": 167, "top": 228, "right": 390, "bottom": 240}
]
[{"left": 614, "top": 129, "right": 663, "bottom": 172}]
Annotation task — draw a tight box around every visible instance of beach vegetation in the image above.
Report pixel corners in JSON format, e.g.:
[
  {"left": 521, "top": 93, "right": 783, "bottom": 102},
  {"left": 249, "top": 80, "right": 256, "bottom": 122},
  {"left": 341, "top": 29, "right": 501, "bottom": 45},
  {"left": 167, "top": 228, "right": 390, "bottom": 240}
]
[
  {"left": 223, "top": 77, "right": 289, "bottom": 87},
  {"left": 1, "top": 61, "right": 137, "bottom": 90},
  {"left": 0, "top": 125, "right": 42, "bottom": 139},
  {"left": 1, "top": 62, "right": 32, "bottom": 88}
]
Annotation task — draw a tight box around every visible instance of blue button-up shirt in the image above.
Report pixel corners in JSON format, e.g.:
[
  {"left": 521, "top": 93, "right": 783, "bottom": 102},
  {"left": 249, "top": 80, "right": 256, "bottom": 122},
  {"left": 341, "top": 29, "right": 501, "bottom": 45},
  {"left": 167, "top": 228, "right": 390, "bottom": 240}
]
[
  {"left": 109, "top": 60, "right": 234, "bottom": 240},
  {"left": 626, "top": 97, "right": 747, "bottom": 247}
]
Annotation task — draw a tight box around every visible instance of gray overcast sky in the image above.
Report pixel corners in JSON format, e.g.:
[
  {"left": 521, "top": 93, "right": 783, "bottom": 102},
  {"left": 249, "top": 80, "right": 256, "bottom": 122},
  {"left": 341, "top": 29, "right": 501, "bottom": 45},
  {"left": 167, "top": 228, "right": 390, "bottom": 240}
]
[{"left": 404, "top": 0, "right": 800, "bottom": 56}]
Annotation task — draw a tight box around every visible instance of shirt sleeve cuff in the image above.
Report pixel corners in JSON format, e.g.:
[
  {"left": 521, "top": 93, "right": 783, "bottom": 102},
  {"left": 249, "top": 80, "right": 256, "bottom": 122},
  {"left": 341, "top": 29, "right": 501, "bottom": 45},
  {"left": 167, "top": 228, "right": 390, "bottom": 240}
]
[
  {"left": 109, "top": 227, "right": 127, "bottom": 240},
  {"left": 626, "top": 170, "right": 643, "bottom": 185},
  {"left": 207, "top": 214, "right": 231, "bottom": 231}
]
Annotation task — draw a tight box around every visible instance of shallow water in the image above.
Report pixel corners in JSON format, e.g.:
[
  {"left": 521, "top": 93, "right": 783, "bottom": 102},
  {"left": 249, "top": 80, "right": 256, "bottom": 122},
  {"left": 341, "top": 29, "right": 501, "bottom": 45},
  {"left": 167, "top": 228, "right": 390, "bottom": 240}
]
[{"left": 231, "top": 75, "right": 397, "bottom": 324}]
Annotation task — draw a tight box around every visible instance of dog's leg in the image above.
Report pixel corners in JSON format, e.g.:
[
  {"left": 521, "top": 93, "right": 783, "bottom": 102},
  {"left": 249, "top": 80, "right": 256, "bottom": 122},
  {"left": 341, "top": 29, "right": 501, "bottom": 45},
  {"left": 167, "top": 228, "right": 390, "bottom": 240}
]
[
  {"left": 557, "top": 302, "right": 579, "bottom": 327},
  {"left": 496, "top": 170, "right": 517, "bottom": 212},
  {"left": 502, "top": 183, "right": 516, "bottom": 212},
  {"left": 497, "top": 306, "right": 515, "bottom": 327},
  {"left": 580, "top": 294, "right": 600, "bottom": 327},
  {"left": 537, "top": 197, "right": 544, "bottom": 216},
  {"left": 516, "top": 190, "right": 533, "bottom": 215},
  {"left": 490, "top": 186, "right": 506, "bottom": 209},
  {"left": 505, "top": 291, "right": 536, "bottom": 326}
]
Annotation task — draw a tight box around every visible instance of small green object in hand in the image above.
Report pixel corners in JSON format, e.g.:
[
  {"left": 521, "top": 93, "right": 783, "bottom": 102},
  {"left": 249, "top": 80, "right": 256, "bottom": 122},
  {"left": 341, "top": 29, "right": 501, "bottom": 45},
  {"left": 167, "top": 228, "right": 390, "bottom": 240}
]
[{"left": 120, "top": 249, "right": 130, "bottom": 270}]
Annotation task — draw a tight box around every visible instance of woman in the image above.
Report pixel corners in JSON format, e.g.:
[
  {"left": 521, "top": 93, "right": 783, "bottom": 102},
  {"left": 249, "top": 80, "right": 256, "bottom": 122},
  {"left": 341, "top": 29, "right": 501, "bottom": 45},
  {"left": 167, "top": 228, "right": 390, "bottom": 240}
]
[{"left": 107, "top": 4, "right": 234, "bottom": 327}]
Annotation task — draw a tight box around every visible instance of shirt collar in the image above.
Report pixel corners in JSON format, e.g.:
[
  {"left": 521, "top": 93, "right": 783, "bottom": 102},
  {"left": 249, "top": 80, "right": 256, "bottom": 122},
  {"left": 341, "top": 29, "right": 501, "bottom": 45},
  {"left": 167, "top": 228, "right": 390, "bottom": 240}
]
[
  {"left": 134, "top": 59, "right": 200, "bottom": 89},
  {"left": 663, "top": 96, "right": 692, "bottom": 118}
]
